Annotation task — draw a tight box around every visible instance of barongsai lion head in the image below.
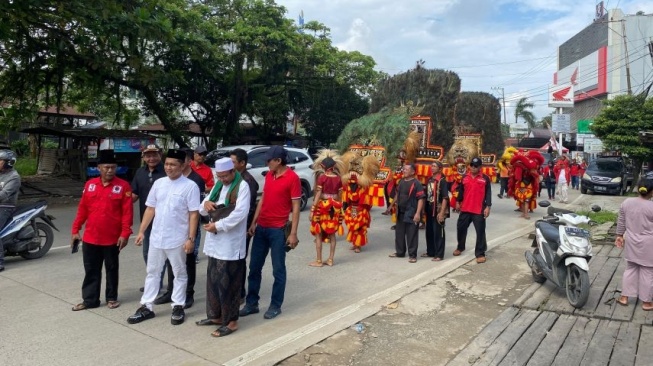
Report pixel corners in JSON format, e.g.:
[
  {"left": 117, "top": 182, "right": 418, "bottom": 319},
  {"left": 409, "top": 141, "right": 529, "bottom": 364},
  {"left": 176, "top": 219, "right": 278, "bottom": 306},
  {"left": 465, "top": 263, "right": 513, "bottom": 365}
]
[
  {"left": 446, "top": 139, "right": 479, "bottom": 175},
  {"left": 341, "top": 151, "right": 378, "bottom": 189}
]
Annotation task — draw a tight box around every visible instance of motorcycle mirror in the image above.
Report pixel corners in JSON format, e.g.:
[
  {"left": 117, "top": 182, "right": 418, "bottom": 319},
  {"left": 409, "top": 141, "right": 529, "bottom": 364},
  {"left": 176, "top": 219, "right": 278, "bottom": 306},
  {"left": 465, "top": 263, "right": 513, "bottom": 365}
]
[
  {"left": 591, "top": 204, "right": 602, "bottom": 213},
  {"left": 539, "top": 200, "right": 551, "bottom": 208}
]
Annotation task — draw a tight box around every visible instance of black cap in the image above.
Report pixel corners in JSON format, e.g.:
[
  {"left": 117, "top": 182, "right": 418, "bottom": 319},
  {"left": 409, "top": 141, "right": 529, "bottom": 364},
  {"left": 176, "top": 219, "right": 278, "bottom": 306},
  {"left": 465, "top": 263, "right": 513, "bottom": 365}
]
[
  {"left": 470, "top": 157, "right": 482, "bottom": 167},
  {"left": 98, "top": 149, "right": 117, "bottom": 164},
  {"left": 264, "top": 146, "right": 287, "bottom": 161},
  {"left": 320, "top": 157, "right": 336, "bottom": 169},
  {"left": 194, "top": 146, "right": 208, "bottom": 155},
  {"left": 167, "top": 148, "right": 187, "bottom": 161}
]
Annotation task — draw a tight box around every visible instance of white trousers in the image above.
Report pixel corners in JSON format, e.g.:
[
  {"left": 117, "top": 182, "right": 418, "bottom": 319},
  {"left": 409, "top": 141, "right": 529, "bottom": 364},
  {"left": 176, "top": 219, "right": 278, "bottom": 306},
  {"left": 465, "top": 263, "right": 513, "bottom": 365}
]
[
  {"left": 559, "top": 184, "right": 568, "bottom": 202},
  {"left": 141, "top": 245, "right": 187, "bottom": 309}
]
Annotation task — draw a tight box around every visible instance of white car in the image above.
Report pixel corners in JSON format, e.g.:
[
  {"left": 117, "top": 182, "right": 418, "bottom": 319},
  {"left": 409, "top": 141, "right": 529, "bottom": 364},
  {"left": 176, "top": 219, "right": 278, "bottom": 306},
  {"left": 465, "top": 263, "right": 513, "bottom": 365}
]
[{"left": 206, "top": 145, "right": 315, "bottom": 211}]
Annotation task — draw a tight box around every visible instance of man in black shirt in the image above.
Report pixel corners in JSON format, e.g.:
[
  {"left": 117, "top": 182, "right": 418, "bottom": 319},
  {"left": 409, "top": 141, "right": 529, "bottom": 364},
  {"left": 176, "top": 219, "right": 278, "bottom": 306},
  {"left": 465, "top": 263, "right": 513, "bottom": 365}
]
[
  {"left": 154, "top": 148, "right": 205, "bottom": 309},
  {"left": 230, "top": 148, "right": 259, "bottom": 300},
  {"left": 131, "top": 145, "right": 166, "bottom": 264},
  {"left": 389, "top": 164, "right": 425, "bottom": 263}
]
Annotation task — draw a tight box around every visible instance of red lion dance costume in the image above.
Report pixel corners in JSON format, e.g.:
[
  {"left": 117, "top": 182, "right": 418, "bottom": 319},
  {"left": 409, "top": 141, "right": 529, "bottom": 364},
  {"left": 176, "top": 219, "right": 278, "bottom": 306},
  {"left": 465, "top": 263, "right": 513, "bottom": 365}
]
[
  {"left": 341, "top": 151, "right": 380, "bottom": 253},
  {"left": 509, "top": 150, "right": 545, "bottom": 219}
]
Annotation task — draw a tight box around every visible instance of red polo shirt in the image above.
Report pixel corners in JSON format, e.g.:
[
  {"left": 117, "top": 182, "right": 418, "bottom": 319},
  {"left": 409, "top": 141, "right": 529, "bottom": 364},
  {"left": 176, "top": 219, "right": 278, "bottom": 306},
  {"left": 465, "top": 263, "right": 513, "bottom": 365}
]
[
  {"left": 71, "top": 177, "right": 133, "bottom": 245},
  {"left": 191, "top": 161, "right": 215, "bottom": 190},
  {"left": 257, "top": 167, "right": 301, "bottom": 228},
  {"left": 458, "top": 172, "right": 491, "bottom": 215}
]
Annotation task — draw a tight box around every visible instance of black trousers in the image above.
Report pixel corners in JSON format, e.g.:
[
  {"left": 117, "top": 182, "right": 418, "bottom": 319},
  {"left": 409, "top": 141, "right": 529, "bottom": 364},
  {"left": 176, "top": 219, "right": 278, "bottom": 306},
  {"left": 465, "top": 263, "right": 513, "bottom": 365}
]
[
  {"left": 241, "top": 215, "right": 254, "bottom": 299},
  {"left": 425, "top": 212, "right": 446, "bottom": 258},
  {"left": 456, "top": 212, "right": 487, "bottom": 258},
  {"left": 164, "top": 252, "right": 196, "bottom": 297},
  {"left": 395, "top": 210, "right": 419, "bottom": 258},
  {"left": 81, "top": 242, "right": 119, "bottom": 307},
  {"left": 0, "top": 206, "right": 15, "bottom": 266}
]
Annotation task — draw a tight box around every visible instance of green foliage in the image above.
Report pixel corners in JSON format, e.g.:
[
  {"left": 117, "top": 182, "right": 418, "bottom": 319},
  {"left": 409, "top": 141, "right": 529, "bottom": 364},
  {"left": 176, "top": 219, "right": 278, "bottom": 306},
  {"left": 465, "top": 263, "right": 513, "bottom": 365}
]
[
  {"left": 10, "top": 140, "right": 29, "bottom": 156},
  {"left": 593, "top": 94, "right": 653, "bottom": 189},
  {"left": 369, "top": 64, "right": 461, "bottom": 150},
  {"left": 456, "top": 92, "right": 504, "bottom": 155},
  {"left": 514, "top": 97, "right": 536, "bottom": 128},
  {"left": 14, "top": 156, "right": 37, "bottom": 177},
  {"left": 576, "top": 210, "right": 618, "bottom": 224},
  {"left": 335, "top": 108, "right": 411, "bottom": 168}
]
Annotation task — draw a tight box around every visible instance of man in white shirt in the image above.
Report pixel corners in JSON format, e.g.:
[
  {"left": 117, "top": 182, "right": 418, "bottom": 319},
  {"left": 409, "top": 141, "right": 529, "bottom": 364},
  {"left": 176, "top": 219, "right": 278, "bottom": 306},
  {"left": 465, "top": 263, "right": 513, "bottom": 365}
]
[
  {"left": 128, "top": 149, "right": 200, "bottom": 326},
  {"left": 195, "top": 158, "right": 250, "bottom": 337}
]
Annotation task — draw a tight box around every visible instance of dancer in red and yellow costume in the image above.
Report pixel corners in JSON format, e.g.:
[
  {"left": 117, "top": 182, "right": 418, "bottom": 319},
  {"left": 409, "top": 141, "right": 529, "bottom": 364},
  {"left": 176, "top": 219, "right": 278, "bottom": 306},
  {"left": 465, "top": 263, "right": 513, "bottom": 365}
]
[
  {"left": 309, "top": 151, "right": 344, "bottom": 267},
  {"left": 509, "top": 150, "right": 545, "bottom": 220},
  {"left": 341, "top": 151, "right": 380, "bottom": 253}
]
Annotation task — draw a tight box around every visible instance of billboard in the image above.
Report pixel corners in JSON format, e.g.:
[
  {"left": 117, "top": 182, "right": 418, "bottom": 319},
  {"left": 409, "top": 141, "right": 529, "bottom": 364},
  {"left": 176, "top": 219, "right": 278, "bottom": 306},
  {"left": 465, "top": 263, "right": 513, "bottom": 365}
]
[{"left": 548, "top": 84, "right": 575, "bottom": 108}]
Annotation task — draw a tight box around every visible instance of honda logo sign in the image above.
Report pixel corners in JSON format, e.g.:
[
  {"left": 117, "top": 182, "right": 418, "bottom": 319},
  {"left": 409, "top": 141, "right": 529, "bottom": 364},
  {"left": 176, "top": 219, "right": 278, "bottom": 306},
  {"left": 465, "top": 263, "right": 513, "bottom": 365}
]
[{"left": 548, "top": 83, "right": 575, "bottom": 108}]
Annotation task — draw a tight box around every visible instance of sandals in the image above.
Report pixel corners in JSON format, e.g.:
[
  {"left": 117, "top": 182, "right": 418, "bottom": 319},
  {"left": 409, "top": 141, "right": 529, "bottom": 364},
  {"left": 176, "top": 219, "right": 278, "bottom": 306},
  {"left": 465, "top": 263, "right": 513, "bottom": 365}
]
[
  {"left": 211, "top": 325, "right": 237, "bottom": 337},
  {"left": 325, "top": 259, "right": 334, "bottom": 266},
  {"left": 309, "top": 260, "right": 323, "bottom": 267},
  {"left": 408, "top": 258, "right": 417, "bottom": 263},
  {"left": 616, "top": 296, "right": 628, "bottom": 306},
  {"left": 72, "top": 303, "right": 87, "bottom": 312},
  {"left": 643, "top": 302, "right": 653, "bottom": 311},
  {"left": 432, "top": 257, "right": 442, "bottom": 262},
  {"left": 388, "top": 253, "right": 405, "bottom": 258},
  {"left": 354, "top": 247, "right": 361, "bottom": 253},
  {"left": 420, "top": 253, "right": 431, "bottom": 258},
  {"left": 107, "top": 301, "right": 121, "bottom": 309},
  {"left": 196, "top": 318, "right": 222, "bottom": 326}
]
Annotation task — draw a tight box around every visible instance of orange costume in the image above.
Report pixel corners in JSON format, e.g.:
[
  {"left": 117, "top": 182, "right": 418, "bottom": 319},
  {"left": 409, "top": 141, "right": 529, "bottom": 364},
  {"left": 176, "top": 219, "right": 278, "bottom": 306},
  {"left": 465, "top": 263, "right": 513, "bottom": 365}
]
[
  {"left": 509, "top": 150, "right": 545, "bottom": 213},
  {"left": 310, "top": 173, "right": 344, "bottom": 241},
  {"left": 341, "top": 152, "right": 380, "bottom": 251}
]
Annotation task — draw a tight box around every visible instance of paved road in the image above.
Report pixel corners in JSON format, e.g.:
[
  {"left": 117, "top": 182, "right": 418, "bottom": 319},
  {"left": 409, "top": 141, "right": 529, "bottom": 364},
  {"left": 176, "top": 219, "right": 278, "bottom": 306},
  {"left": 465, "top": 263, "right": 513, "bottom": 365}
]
[{"left": 0, "top": 185, "right": 585, "bottom": 365}]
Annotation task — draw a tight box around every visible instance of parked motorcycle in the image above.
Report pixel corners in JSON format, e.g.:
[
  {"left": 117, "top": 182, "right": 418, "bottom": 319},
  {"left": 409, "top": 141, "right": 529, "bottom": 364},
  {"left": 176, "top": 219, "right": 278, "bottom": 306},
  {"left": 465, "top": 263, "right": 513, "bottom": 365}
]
[
  {"left": 524, "top": 201, "right": 599, "bottom": 308},
  {"left": 1, "top": 199, "right": 58, "bottom": 259}
]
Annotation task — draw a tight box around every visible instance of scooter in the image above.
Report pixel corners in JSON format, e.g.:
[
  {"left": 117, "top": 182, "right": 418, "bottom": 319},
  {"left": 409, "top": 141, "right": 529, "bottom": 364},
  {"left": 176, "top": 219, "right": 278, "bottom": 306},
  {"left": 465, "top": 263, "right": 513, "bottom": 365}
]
[
  {"left": 1, "top": 199, "right": 58, "bottom": 260},
  {"left": 524, "top": 201, "right": 599, "bottom": 308}
]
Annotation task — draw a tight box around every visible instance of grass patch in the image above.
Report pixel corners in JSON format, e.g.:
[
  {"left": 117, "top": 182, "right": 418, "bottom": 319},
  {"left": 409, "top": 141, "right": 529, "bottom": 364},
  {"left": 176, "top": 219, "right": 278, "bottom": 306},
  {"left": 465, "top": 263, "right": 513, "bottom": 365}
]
[
  {"left": 576, "top": 209, "right": 618, "bottom": 224},
  {"left": 14, "top": 156, "right": 37, "bottom": 176}
]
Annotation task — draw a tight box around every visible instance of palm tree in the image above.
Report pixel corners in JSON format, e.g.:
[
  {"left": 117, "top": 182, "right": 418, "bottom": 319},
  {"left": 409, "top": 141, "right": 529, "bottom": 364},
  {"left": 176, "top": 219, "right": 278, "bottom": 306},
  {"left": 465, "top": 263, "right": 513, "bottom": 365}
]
[{"left": 514, "top": 97, "right": 536, "bottom": 129}]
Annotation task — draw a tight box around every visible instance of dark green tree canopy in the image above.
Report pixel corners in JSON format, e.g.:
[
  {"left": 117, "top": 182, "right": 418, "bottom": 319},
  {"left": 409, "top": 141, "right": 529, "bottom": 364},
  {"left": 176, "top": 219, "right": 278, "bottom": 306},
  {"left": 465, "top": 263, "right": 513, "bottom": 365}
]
[{"left": 455, "top": 92, "right": 503, "bottom": 156}]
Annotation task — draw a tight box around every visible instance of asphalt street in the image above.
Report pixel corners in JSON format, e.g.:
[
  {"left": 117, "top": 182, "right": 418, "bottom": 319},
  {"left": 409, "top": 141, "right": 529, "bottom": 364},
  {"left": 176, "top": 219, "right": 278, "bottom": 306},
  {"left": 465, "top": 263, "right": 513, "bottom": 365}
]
[{"left": 0, "top": 184, "right": 584, "bottom": 365}]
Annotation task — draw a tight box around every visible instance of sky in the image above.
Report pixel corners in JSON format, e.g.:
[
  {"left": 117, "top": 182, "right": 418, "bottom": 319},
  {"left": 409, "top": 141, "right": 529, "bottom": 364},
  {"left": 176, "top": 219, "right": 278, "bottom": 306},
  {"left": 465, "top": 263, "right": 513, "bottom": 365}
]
[{"left": 275, "top": 0, "right": 653, "bottom": 123}]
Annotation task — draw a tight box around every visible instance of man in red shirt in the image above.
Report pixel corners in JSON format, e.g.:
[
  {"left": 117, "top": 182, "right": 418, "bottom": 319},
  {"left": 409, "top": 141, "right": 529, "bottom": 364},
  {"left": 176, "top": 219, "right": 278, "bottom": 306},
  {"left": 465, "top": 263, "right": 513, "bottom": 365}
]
[
  {"left": 570, "top": 160, "right": 580, "bottom": 190},
  {"left": 191, "top": 146, "right": 215, "bottom": 191},
  {"left": 454, "top": 157, "right": 492, "bottom": 264},
  {"left": 241, "top": 146, "right": 301, "bottom": 320},
  {"left": 71, "top": 149, "right": 133, "bottom": 311}
]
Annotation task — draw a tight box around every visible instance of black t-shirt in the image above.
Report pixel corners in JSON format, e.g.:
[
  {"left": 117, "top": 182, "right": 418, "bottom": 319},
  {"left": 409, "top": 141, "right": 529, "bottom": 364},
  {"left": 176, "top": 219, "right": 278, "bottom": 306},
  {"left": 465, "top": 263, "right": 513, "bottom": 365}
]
[
  {"left": 131, "top": 163, "right": 166, "bottom": 219},
  {"left": 186, "top": 170, "right": 206, "bottom": 204}
]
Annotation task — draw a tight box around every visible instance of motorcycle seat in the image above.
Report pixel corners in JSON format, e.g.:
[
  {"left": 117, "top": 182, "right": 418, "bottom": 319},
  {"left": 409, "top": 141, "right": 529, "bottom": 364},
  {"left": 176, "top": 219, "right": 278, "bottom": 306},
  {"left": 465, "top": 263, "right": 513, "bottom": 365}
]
[
  {"left": 13, "top": 199, "right": 48, "bottom": 217},
  {"left": 536, "top": 221, "right": 561, "bottom": 250}
]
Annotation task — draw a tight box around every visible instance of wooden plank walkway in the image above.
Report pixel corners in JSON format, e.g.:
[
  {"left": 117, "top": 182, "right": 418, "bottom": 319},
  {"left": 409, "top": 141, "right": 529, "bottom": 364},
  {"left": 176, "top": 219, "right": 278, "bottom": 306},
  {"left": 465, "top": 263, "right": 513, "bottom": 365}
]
[{"left": 448, "top": 242, "right": 653, "bottom": 366}]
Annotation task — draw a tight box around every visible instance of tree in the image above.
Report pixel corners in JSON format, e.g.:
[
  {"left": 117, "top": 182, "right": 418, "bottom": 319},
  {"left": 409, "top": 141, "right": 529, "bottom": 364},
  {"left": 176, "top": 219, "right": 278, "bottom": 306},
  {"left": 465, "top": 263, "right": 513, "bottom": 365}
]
[
  {"left": 539, "top": 115, "right": 552, "bottom": 129},
  {"left": 514, "top": 97, "right": 536, "bottom": 128},
  {"left": 455, "top": 92, "right": 504, "bottom": 155},
  {"left": 0, "top": 0, "right": 380, "bottom": 147},
  {"left": 592, "top": 94, "right": 653, "bottom": 190}
]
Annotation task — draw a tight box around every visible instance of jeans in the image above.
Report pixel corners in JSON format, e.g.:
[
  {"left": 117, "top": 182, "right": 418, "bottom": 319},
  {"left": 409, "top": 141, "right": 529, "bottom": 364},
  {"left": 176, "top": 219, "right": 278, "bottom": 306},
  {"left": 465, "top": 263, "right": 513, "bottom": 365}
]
[
  {"left": 245, "top": 226, "right": 286, "bottom": 310},
  {"left": 192, "top": 222, "right": 201, "bottom": 257},
  {"left": 546, "top": 181, "right": 556, "bottom": 199},
  {"left": 571, "top": 176, "right": 579, "bottom": 189},
  {"left": 0, "top": 206, "right": 15, "bottom": 267}
]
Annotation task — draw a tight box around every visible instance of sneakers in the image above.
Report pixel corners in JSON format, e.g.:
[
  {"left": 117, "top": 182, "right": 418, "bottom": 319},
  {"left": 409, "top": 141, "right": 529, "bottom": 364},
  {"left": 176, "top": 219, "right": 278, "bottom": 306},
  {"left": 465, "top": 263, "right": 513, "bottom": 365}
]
[
  {"left": 171, "top": 305, "right": 185, "bottom": 325},
  {"left": 264, "top": 307, "right": 282, "bottom": 319},
  {"left": 127, "top": 305, "right": 155, "bottom": 324},
  {"left": 239, "top": 304, "right": 260, "bottom": 317}
]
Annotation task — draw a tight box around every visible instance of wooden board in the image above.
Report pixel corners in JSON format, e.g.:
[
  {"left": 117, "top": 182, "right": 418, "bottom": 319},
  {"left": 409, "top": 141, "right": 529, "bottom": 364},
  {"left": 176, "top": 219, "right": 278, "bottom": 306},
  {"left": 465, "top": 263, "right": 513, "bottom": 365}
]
[
  {"left": 474, "top": 309, "right": 540, "bottom": 366},
  {"left": 526, "top": 314, "right": 577, "bottom": 366},
  {"left": 607, "top": 246, "right": 623, "bottom": 258},
  {"left": 521, "top": 282, "right": 556, "bottom": 311},
  {"left": 544, "top": 255, "right": 609, "bottom": 314},
  {"left": 551, "top": 317, "right": 599, "bottom": 366},
  {"left": 498, "top": 311, "right": 558, "bottom": 366},
  {"left": 610, "top": 322, "right": 640, "bottom": 366},
  {"left": 447, "top": 307, "right": 520, "bottom": 366},
  {"left": 631, "top": 299, "right": 653, "bottom": 325},
  {"left": 575, "top": 257, "right": 620, "bottom": 317},
  {"left": 635, "top": 325, "right": 653, "bottom": 366},
  {"left": 579, "top": 320, "right": 621, "bottom": 365},
  {"left": 595, "top": 259, "right": 633, "bottom": 321}
]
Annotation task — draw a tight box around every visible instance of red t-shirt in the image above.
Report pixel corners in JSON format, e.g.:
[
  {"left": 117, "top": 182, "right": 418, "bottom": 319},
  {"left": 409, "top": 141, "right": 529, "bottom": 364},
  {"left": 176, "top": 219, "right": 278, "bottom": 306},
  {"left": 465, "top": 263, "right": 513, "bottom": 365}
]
[
  {"left": 191, "top": 161, "right": 215, "bottom": 190},
  {"left": 570, "top": 164, "right": 580, "bottom": 176},
  {"left": 458, "top": 173, "right": 491, "bottom": 215},
  {"left": 257, "top": 168, "right": 302, "bottom": 228},
  {"left": 71, "top": 177, "right": 133, "bottom": 245}
]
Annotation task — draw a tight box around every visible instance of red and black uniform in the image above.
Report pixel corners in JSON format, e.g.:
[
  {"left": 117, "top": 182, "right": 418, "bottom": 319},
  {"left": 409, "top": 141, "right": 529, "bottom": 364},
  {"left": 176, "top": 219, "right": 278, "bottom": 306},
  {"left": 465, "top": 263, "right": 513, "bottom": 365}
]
[
  {"left": 456, "top": 172, "right": 492, "bottom": 258},
  {"left": 190, "top": 161, "right": 215, "bottom": 191},
  {"left": 71, "top": 177, "right": 133, "bottom": 308},
  {"left": 394, "top": 178, "right": 425, "bottom": 259}
]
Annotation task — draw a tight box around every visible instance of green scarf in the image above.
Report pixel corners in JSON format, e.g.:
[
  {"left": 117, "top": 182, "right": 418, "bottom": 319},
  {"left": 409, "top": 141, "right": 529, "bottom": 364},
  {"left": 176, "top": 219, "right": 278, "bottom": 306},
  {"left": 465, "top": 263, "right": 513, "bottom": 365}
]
[{"left": 208, "top": 171, "right": 242, "bottom": 206}]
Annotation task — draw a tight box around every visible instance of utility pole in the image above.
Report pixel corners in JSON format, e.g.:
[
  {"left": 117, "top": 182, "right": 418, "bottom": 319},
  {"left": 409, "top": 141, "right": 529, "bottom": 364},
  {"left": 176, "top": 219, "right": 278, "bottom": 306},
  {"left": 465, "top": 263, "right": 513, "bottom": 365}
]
[
  {"left": 491, "top": 86, "right": 507, "bottom": 124},
  {"left": 621, "top": 20, "right": 633, "bottom": 94}
]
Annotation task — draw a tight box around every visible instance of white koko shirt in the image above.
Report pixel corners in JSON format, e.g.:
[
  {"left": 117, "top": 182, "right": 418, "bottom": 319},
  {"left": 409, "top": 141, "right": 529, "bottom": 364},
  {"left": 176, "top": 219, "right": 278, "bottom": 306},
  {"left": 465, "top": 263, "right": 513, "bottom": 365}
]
[
  {"left": 199, "top": 180, "right": 250, "bottom": 260},
  {"left": 146, "top": 175, "right": 200, "bottom": 249}
]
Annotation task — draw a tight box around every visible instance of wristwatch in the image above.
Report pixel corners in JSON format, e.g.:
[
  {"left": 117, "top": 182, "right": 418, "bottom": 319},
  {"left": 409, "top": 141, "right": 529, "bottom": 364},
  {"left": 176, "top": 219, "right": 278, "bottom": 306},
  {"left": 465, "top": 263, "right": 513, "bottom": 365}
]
[{"left": 187, "top": 237, "right": 194, "bottom": 241}]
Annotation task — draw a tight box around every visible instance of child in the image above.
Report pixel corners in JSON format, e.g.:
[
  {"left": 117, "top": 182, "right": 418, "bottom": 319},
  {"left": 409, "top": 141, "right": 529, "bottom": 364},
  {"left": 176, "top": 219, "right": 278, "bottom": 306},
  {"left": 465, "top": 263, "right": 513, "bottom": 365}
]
[{"left": 309, "top": 156, "right": 343, "bottom": 267}]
